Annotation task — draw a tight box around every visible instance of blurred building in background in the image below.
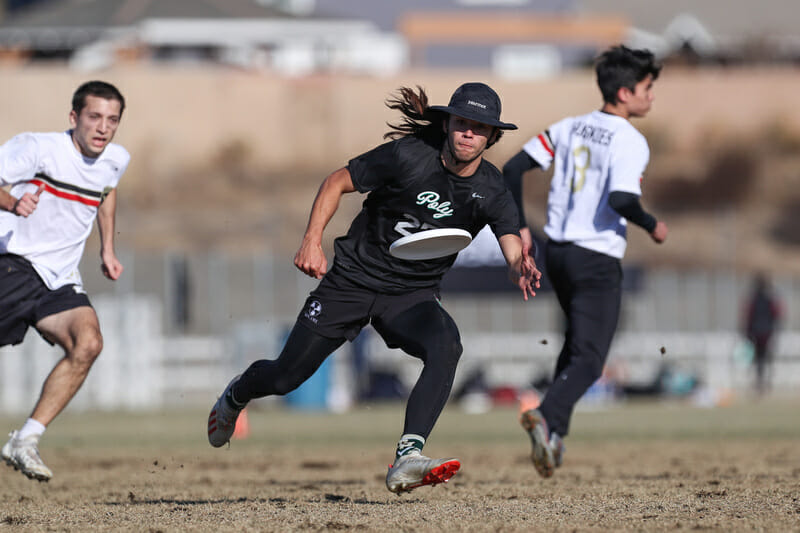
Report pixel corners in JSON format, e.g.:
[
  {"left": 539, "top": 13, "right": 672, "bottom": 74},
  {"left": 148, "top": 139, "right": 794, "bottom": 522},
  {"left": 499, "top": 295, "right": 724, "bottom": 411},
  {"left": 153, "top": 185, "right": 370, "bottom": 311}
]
[
  {"left": 0, "top": 0, "right": 408, "bottom": 75},
  {"left": 2, "top": 0, "right": 800, "bottom": 75}
]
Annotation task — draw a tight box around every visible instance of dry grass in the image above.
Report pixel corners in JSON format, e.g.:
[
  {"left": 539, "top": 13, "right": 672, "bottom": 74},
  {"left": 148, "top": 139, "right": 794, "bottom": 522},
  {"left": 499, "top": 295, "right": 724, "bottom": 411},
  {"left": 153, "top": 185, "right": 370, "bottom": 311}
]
[{"left": 1, "top": 396, "right": 799, "bottom": 532}]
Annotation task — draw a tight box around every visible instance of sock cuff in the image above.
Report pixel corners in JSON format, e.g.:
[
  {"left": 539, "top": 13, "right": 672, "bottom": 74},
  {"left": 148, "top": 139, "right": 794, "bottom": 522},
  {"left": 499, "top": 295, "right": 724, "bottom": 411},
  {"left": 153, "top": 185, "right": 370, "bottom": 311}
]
[
  {"left": 18, "top": 418, "right": 46, "bottom": 440},
  {"left": 396, "top": 434, "right": 425, "bottom": 457},
  {"left": 226, "top": 386, "right": 246, "bottom": 410}
]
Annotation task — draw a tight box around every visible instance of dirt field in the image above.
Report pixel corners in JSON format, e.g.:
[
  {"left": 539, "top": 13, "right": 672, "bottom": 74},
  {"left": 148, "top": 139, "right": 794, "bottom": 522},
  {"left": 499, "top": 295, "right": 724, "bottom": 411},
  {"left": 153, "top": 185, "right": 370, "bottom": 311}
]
[{"left": 1, "top": 397, "right": 799, "bottom": 532}]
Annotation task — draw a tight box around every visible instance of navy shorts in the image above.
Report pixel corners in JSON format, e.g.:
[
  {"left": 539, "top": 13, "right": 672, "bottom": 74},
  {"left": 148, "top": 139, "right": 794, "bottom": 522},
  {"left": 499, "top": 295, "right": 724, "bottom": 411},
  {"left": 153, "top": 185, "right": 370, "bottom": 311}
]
[
  {"left": 0, "top": 254, "right": 92, "bottom": 346},
  {"left": 297, "top": 266, "right": 441, "bottom": 342}
]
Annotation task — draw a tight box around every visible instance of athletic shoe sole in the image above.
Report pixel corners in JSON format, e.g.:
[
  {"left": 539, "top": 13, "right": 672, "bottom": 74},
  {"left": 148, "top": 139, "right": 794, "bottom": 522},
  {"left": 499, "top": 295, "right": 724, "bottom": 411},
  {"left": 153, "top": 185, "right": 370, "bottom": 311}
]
[
  {"left": 520, "top": 409, "right": 555, "bottom": 478},
  {"left": 3, "top": 456, "right": 51, "bottom": 482},
  {"left": 2, "top": 441, "right": 52, "bottom": 482}
]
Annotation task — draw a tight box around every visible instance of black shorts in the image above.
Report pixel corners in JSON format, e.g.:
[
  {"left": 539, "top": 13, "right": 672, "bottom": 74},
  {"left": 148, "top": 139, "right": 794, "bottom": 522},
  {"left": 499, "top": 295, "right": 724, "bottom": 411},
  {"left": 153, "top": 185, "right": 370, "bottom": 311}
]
[
  {"left": 297, "top": 266, "right": 441, "bottom": 342},
  {"left": 0, "top": 254, "right": 92, "bottom": 346}
]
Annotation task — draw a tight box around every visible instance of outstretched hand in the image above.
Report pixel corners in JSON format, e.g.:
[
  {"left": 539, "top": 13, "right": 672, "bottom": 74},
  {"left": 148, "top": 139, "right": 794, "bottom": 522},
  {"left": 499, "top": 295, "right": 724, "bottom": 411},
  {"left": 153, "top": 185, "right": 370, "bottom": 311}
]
[
  {"left": 513, "top": 241, "right": 542, "bottom": 301},
  {"left": 13, "top": 184, "right": 46, "bottom": 217}
]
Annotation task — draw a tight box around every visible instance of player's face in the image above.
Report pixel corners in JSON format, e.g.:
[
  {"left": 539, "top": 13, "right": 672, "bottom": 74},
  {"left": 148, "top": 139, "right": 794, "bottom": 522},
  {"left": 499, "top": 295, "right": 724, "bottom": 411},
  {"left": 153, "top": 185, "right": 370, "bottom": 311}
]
[
  {"left": 444, "top": 115, "right": 496, "bottom": 165},
  {"left": 69, "top": 95, "right": 122, "bottom": 158},
  {"left": 626, "top": 74, "right": 655, "bottom": 118}
]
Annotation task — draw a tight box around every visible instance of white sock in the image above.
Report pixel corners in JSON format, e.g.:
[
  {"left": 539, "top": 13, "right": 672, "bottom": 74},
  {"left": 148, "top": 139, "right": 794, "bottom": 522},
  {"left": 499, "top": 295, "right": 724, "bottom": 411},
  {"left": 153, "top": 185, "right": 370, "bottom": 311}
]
[{"left": 17, "top": 418, "right": 46, "bottom": 440}]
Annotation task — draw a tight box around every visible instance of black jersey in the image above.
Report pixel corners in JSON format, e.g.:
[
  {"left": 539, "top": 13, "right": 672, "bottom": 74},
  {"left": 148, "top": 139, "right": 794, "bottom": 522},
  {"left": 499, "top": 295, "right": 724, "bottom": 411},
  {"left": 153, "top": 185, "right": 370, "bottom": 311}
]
[{"left": 334, "top": 135, "right": 520, "bottom": 293}]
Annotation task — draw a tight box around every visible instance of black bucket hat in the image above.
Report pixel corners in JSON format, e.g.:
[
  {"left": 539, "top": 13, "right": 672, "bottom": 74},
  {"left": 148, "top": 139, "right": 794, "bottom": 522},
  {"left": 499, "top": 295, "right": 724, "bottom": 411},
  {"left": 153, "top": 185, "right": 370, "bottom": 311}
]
[{"left": 429, "top": 82, "right": 517, "bottom": 130}]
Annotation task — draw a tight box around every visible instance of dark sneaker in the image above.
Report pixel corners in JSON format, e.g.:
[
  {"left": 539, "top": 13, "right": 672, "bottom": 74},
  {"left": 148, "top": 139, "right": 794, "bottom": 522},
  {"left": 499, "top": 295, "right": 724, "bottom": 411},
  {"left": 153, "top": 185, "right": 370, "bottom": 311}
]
[{"left": 207, "top": 376, "right": 243, "bottom": 448}]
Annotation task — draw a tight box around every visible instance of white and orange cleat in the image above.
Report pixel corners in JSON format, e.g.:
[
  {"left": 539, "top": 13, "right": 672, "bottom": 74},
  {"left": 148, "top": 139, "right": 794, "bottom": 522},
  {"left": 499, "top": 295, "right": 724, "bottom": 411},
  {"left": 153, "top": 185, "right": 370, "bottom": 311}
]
[{"left": 385, "top": 452, "right": 461, "bottom": 494}]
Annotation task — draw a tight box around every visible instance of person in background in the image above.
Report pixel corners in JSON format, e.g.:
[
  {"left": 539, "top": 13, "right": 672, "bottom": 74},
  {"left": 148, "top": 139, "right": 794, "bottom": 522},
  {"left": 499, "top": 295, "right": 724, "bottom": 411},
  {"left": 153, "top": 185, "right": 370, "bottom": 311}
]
[
  {"left": 503, "top": 45, "right": 667, "bottom": 478},
  {"left": 742, "top": 273, "right": 782, "bottom": 396}
]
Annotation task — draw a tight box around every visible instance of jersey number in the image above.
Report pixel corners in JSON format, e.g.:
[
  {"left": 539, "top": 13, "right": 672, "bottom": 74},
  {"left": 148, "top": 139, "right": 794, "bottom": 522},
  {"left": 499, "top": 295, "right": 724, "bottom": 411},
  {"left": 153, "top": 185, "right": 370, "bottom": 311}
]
[
  {"left": 571, "top": 145, "right": 591, "bottom": 193},
  {"left": 394, "top": 214, "right": 434, "bottom": 237}
]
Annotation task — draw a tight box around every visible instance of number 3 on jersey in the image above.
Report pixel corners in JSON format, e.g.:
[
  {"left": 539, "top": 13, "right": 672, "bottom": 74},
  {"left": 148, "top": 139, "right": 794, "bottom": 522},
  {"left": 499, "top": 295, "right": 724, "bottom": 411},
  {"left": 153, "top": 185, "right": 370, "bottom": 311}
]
[{"left": 571, "top": 145, "right": 591, "bottom": 193}]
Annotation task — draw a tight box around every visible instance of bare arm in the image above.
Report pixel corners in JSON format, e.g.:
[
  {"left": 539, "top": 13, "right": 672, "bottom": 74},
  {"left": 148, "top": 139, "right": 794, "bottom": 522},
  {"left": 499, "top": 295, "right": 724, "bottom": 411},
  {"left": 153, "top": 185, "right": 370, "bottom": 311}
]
[
  {"left": 294, "top": 167, "right": 357, "bottom": 279},
  {"left": 0, "top": 187, "right": 15, "bottom": 212},
  {"left": 0, "top": 184, "right": 45, "bottom": 216},
  {"left": 518, "top": 226, "right": 534, "bottom": 254},
  {"left": 97, "top": 188, "right": 123, "bottom": 280},
  {"left": 498, "top": 233, "right": 541, "bottom": 301}
]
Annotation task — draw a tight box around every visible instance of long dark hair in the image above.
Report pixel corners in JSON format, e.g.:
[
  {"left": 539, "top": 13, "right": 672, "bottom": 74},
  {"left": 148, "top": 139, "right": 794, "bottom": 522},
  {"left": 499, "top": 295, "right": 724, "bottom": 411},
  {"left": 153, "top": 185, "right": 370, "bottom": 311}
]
[{"left": 383, "top": 86, "right": 446, "bottom": 146}]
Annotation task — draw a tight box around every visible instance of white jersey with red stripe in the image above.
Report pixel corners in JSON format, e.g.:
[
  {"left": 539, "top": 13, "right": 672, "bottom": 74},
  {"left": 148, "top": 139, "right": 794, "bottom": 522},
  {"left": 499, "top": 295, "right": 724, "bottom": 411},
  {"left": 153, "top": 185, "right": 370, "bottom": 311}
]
[
  {"left": 0, "top": 131, "right": 129, "bottom": 289},
  {"left": 523, "top": 110, "right": 648, "bottom": 258}
]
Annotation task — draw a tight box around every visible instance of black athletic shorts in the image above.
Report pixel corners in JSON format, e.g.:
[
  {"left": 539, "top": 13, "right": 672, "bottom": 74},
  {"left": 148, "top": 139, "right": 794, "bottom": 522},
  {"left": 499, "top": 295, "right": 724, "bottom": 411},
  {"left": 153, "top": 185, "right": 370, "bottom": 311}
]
[
  {"left": 297, "top": 265, "right": 441, "bottom": 342},
  {"left": 0, "top": 254, "right": 92, "bottom": 346}
]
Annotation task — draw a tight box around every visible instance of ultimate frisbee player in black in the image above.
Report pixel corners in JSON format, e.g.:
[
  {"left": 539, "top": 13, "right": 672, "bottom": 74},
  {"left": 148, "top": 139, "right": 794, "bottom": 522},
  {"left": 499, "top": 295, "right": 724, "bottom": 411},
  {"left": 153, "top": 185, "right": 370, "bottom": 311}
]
[{"left": 208, "top": 83, "right": 541, "bottom": 493}]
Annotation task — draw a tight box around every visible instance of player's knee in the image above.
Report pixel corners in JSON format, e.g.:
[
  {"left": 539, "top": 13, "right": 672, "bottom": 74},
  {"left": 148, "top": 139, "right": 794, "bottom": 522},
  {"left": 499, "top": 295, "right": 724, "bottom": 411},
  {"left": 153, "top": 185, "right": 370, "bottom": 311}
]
[
  {"left": 72, "top": 330, "right": 103, "bottom": 366},
  {"left": 575, "top": 341, "right": 608, "bottom": 380},
  {"left": 421, "top": 314, "right": 462, "bottom": 364},
  {"left": 423, "top": 337, "right": 462, "bottom": 369},
  {"left": 586, "top": 355, "right": 605, "bottom": 381},
  {"left": 449, "top": 339, "right": 463, "bottom": 364}
]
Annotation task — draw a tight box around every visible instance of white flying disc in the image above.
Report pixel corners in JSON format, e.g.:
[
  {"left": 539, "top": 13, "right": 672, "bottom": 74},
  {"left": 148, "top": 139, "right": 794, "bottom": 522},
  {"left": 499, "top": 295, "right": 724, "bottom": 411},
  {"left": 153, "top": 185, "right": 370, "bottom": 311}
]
[{"left": 389, "top": 228, "right": 472, "bottom": 260}]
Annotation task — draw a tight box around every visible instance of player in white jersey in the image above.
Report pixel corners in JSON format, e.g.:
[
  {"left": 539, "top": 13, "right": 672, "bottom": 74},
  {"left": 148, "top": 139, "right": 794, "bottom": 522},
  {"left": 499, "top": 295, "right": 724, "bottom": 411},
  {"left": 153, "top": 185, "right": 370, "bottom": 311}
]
[
  {"left": 503, "top": 45, "right": 668, "bottom": 478},
  {"left": 0, "top": 81, "right": 129, "bottom": 481}
]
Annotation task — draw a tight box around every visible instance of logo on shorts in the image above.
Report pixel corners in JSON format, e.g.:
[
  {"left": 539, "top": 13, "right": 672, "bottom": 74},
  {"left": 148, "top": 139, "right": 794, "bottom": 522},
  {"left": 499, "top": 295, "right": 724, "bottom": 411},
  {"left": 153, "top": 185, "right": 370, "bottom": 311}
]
[
  {"left": 303, "top": 300, "right": 322, "bottom": 323},
  {"left": 73, "top": 285, "right": 87, "bottom": 295}
]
